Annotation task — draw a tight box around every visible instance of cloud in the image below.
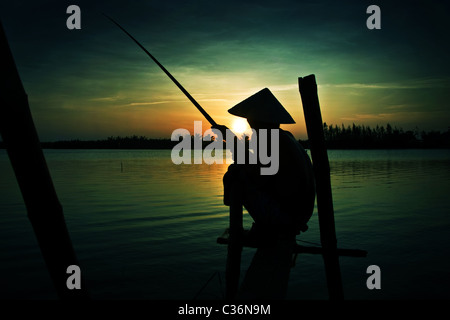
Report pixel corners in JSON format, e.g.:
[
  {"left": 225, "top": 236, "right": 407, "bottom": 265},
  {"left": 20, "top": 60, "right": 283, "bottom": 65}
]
[
  {"left": 320, "top": 77, "right": 450, "bottom": 90},
  {"left": 125, "top": 98, "right": 228, "bottom": 107},
  {"left": 269, "top": 84, "right": 299, "bottom": 92},
  {"left": 127, "top": 101, "right": 184, "bottom": 106},
  {"left": 340, "top": 110, "right": 429, "bottom": 123},
  {"left": 340, "top": 114, "right": 387, "bottom": 121},
  {"left": 89, "top": 96, "right": 122, "bottom": 102},
  {"left": 386, "top": 104, "right": 412, "bottom": 110}
]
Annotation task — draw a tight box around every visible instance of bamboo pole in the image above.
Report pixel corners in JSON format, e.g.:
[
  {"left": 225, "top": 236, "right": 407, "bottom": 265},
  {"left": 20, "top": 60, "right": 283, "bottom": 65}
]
[
  {"left": 225, "top": 179, "right": 243, "bottom": 299},
  {"left": 0, "top": 21, "right": 88, "bottom": 299},
  {"left": 298, "top": 74, "right": 344, "bottom": 300}
]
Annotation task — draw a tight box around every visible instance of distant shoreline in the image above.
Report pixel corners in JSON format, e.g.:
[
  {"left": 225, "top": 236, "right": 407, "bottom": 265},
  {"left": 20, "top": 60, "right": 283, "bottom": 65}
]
[
  {"left": 1, "top": 139, "right": 449, "bottom": 150},
  {"left": 1, "top": 123, "right": 449, "bottom": 150}
]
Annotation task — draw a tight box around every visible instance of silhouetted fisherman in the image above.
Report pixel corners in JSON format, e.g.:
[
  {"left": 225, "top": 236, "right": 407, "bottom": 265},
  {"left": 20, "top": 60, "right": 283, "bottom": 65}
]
[
  {"left": 103, "top": 16, "right": 315, "bottom": 243},
  {"left": 212, "top": 88, "right": 316, "bottom": 245}
]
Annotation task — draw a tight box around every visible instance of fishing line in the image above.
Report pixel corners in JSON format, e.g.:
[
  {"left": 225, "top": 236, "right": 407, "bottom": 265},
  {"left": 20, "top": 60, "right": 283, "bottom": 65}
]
[
  {"left": 193, "top": 270, "right": 224, "bottom": 300},
  {"left": 296, "top": 238, "right": 321, "bottom": 246},
  {"left": 293, "top": 239, "right": 321, "bottom": 267}
]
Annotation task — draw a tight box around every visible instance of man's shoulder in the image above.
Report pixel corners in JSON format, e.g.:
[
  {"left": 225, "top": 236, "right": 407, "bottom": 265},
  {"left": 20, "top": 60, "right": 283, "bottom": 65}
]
[
  {"left": 278, "top": 129, "right": 309, "bottom": 159},
  {"left": 279, "top": 129, "right": 300, "bottom": 146},
  {"left": 279, "top": 129, "right": 295, "bottom": 140}
]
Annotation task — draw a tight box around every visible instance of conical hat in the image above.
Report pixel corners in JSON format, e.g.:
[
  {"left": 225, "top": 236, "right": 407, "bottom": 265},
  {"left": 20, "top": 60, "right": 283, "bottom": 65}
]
[{"left": 228, "top": 88, "right": 296, "bottom": 124}]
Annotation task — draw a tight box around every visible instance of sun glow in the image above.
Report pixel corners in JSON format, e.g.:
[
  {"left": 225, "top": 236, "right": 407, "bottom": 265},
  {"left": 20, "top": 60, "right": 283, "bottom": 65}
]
[{"left": 231, "top": 118, "right": 249, "bottom": 135}]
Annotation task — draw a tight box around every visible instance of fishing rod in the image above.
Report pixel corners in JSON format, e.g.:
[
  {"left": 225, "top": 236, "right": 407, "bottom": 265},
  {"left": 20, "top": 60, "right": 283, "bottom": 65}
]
[{"left": 103, "top": 14, "right": 217, "bottom": 127}]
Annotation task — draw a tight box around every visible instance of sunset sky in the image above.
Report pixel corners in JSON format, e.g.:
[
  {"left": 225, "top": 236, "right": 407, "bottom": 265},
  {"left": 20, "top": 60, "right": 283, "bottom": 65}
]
[{"left": 1, "top": 0, "right": 449, "bottom": 141}]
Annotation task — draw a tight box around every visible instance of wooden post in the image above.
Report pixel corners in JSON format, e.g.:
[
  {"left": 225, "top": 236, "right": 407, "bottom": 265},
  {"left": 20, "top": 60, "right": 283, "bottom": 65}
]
[
  {"left": 225, "top": 179, "right": 243, "bottom": 299},
  {"left": 237, "top": 238, "right": 294, "bottom": 299},
  {"left": 298, "top": 74, "right": 344, "bottom": 300},
  {"left": 0, "top": 22, "right": 88, "bottom": 299}
]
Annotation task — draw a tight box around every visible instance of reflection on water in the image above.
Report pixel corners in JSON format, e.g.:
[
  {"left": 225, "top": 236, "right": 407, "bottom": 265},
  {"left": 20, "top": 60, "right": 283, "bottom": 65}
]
[{"left": 0, "top": 149, "right": 449, "bottom": 299}]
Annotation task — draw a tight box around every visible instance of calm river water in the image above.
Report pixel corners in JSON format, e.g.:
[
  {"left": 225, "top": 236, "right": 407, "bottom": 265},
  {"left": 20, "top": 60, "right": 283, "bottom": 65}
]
[{"left": 0, "top": 148, "right": 449, "bottom": 299}]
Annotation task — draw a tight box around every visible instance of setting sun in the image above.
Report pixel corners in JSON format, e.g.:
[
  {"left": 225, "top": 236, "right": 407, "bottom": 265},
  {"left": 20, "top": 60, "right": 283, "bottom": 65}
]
[{"left": 231, "top": 118, "right": 249, "bottom": 135}]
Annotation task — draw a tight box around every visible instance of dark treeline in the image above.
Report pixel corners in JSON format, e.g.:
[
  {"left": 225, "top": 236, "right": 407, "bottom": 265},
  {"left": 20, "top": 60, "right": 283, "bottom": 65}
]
[
  {"left": 0, "top": 124, "right": 449, "bottom": 149},
  {"left": 25, "top": 135, "right": 212, "bottom": 149},
  {"left": 41, "top": 136, "right": 178, "bottom": 149},
  {"left": 299, "top": 123, "right": 450, "bottom": 149}
]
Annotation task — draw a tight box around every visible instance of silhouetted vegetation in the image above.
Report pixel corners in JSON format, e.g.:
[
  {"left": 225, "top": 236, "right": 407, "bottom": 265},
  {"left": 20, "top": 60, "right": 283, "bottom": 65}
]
[
  {"left": 300, "top": 123, "right": 450, "bottom": 149},
  {"left": 39, "top": 136, "right": 178, "bottom": 149},
  {"left": 4, "top": 135, "right": 215, "bottom": 150},
  {"left": 0, "top": 124, "right": 449, "bottom": 150}
]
